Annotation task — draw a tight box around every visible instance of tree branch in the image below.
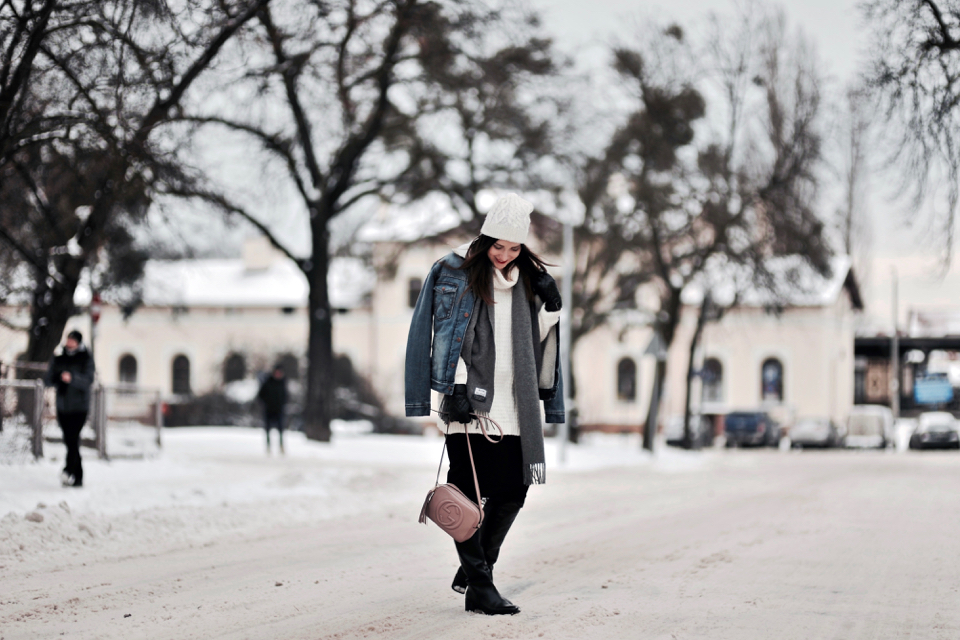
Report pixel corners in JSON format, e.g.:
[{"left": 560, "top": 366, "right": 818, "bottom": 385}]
[
  {"left": 134, "top": 0, "right": 272, "bottom": 148},
  {"left": 0, "top": 0, "right": 56, "bottom": 134},
  {"left": 921, "top": 0, "right": 960, "bottom": 51},
  {"left": 176, "top": 114, "right": 311, "bottom": 205},
  {"left": 258, "top": 5, "right": 326, "bottom": 196},
  {"left": 0, "top": 225, "right": 43, "bottom": 274},
  {"left": 323, "top": 0, "right": 413, "bottom": 214},
  {"left": 12, "top": 159, "right": 62, "bottom": 238},
  {"left": 158, "top": 184, "right": 304, "bottom": 270},
  {"left": 336, "top": 0, "right": 359, "bottom": 127}
]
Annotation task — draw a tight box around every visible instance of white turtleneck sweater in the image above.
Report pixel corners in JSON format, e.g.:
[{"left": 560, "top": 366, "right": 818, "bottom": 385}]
[{"left": 446, "top": 267, "right": 561, "bottom": 437}]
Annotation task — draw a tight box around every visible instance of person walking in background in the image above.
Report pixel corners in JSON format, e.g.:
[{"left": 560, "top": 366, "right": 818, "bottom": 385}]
[
  {"left": 405, "top": 194, "right": 565, "bottom": 615},
  {"left": 258, "top": 364, "right": 288, "bottom": 454},
  {"left": 44, "top": 330, "right": 96, "bottom": 488}
]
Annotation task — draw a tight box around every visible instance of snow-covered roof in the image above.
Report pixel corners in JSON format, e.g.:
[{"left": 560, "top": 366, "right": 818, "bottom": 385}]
[
  {"left": 140, "top": 256, "right": 374, "bottom": 309},
  {"left": 681, "top": 255, "right": 858, "bottom": 309},
  {"left": 357, "top": 195, "right": 464, "bottom": 243},
  {"left": 908, "top": 310, "right": 960, "bottom": 337},
  {"left": 355, "top": 190, "right": 577, "bottom": 244}
]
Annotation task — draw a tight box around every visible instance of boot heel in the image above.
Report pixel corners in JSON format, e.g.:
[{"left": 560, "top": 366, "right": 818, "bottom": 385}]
[
  {"left": 464, "top": 585, "right": 520, "bottom": 615},
  {"left": 451, "top": 567, "right": 467, "bottom": 594}
]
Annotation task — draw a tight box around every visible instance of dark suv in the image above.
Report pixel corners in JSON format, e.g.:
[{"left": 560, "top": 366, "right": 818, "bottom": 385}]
[{"left": 724, "top": 411, "right": 781, "bottom": 448}]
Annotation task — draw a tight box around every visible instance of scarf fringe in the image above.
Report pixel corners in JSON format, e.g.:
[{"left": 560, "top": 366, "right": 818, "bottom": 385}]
[{"left": 525, "top": 463, "right": 546, "bottom": 485}]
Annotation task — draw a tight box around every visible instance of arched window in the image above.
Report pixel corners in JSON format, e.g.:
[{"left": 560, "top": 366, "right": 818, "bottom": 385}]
[
  {"left": 408, "top": 278, "right": 422, "bottom": 308},
  {"left": 277, "top": 353, "right": 300, "bottom": 381},
  {"left": 172, "top": 355, "right": 191, "bottom": 395},
  {"left": 118, "top": 354, "right": 138, "bottom": 386},
  {"left": 701, "top": 358, "right": 723, "bottom": 403},
  {"left": 223, "top": 352, "right": 246, "bottom": 383},
  {"left": 617, "top": 357, "right": 637, "bottom": 401},
  {"left": 761, "top": 358, "right": 784, "bottom": 403}
]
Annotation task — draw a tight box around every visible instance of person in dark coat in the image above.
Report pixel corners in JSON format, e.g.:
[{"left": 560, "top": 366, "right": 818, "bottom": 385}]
[
  {"left": 257, "top": 364, "right": 288, "bottom": 454},
  {"left": 44, "top": 330, "right": 96, "bottom": 487}
]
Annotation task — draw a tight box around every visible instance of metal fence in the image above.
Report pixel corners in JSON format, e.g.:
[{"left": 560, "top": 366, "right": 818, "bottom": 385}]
[
  {"left": 96, "top": 384, "right": 163, "bottom": 459},
  {"left": 0, "top": 378, "right": 46, "bottom": 462},
  {"left": 0, "top": 361, "right": 162, "bottom": 462}
]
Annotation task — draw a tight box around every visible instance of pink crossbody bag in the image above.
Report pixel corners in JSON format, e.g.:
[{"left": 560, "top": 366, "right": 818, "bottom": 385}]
[{"left": 418, "top": 414, "right": 503, "bottom": 542}]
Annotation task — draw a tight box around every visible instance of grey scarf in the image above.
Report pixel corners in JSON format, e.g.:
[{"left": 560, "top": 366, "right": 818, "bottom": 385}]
[{"left": 460, "top": 279, "right": 546, "bottom": 485}]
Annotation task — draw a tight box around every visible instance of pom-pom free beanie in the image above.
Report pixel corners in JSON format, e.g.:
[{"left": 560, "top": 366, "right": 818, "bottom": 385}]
[{"left": 480, "top": 193, "right": 533, "bottom": 244}]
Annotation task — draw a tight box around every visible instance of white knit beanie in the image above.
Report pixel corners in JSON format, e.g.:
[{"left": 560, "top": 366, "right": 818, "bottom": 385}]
[{"left": 480, "top": 193, "right": 533, "bottom": 244}]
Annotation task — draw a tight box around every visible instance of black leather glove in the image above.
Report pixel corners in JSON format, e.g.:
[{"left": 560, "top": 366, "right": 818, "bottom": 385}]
[
  {"left": 532, "top": 270, "right": 562, "bottom": 312},
  {"left": 445, "top": 384, "right": 473, "bottom": 424}
]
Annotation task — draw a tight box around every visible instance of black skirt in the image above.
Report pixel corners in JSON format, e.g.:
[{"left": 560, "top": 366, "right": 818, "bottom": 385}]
[{"left": 445, "top": 433, "right": 529, "bottom": 504}]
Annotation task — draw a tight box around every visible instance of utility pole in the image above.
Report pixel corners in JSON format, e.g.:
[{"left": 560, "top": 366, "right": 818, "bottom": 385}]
[
  {"left": 891, "top": 268, "right": 899, "bottom": 419},
  {"left": 558, "top": 220, "right": 573, "bottom": 464},
  {"left": 89, "top": 291, "right": 102, "bottom": 358}
]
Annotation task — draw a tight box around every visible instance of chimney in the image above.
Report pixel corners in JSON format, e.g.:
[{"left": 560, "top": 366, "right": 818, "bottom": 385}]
[{"left": 242, "top": 235, "right": 281, "bottom": 271}]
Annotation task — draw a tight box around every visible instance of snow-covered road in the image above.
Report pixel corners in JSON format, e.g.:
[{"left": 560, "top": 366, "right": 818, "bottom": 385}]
[{"left": 3, "top": 429, "right": 959, "bottom": 639}]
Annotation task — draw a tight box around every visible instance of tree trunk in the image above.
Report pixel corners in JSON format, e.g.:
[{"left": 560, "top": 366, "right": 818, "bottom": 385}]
[
  {"left": 682, "top": 295, "right": 710, "bottom": 450},
  {"left": 642, "top": 359, "right": 665, "bottom": 451},
  {"left": 303, "top": 226, "right": 333, "bottom": 442},
  {"left": 642, "top": 288, "right": 681, "bottom": 451},
  {"left": 24, "top": 258, "right": 83, "bottom": 372}
]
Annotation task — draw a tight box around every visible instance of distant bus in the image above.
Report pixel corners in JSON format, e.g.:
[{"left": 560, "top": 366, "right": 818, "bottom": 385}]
[{"left": 914, "top": 372, "right": 954, "bottom": 406}]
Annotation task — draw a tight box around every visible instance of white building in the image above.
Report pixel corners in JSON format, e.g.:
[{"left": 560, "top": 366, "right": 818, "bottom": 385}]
[{"left": 0, "top": 235, "right": 862, "bottom": 434}]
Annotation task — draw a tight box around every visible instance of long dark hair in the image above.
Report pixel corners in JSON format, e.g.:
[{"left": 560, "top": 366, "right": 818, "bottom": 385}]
[{"left": 459, "top": 235, "right": 553, "bottom": 305}]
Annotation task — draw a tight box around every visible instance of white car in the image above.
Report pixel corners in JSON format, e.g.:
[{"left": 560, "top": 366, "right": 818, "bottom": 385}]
[
  {"left": 845, "top": 405, "right": 894, "bottom": 449},
  {"left": 790, "top": 417, "right": 845, "bottom": 448},
  {"left": 909, "top": 412, "right": 960, "bottom": 450}
]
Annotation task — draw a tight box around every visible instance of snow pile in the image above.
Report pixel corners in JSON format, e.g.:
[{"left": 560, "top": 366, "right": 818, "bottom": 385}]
[
  {"left": 0, "top": 426, "right": 705, "bottom": 578},
  {"left": 0, "top": 415, "right": 33, "bottom": 465}
]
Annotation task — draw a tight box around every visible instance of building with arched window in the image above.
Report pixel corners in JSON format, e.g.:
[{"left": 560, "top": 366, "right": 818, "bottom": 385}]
[
  {"left": 701, "top": 358, "right": 723, "bottom": 404},
  {"left": 761, "top": 358, "right": 784, "bottom": 403},
  {"left": 172, "top": 355, "right": 191, "bottom": 395},
  {"left": 658, "top": 256, "right": 862, "bottom": 431},
  {"left": 617, "top": 358, "right": 637, "bottom": 401},
  {"left": 0, "top": 232, "right": 861, "bottom": 435},
  {"left": 18, "top": 237, "right": 374, "bottom": 399},
  {"left": 118, "top": 354, "right": 138, "bottom": 386},
  {"left": 223, "top": 353, "right": 246, "bottom": 383}
]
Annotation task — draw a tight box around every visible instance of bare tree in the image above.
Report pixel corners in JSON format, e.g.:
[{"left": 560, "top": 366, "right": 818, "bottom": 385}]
[
  {"left": 835, "top": 86, "right": 873, "bottom": 289},
  {"left": 864, "top": 0, "right": 960, "bottom": 266},
  {"left": 0, "top": 0, "right": 272, "bottom": 366},
  {"left": 178, "top": 0, "right": 561, "bottom": 441},
  {"left": 575, "top": 12, "right": 832, "bottom": 450}
]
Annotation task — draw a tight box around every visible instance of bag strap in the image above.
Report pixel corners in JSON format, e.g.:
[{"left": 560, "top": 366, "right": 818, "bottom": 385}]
[
  {"left": 430, "top": 411, "right": 505, "bottom": 522},
  {"left": 474, "top": 413, "right": 504, "bottom": 443}
]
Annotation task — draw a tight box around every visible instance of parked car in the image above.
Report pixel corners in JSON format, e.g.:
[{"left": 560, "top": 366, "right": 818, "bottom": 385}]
[
  {"left": 663, "top": 414, "right": 713, "bottom": 448},
  {"left": 790, "top": 417, "right": 845, "bottom": 448},
  {"left": 723, "top": 411, "right": 780, "bottom": 447},
  {"left": 909, "top": 412, "right": 960, "bottom": 450},
  {"left": 845, "top": 405, "right": 894, "bottom": 449}
]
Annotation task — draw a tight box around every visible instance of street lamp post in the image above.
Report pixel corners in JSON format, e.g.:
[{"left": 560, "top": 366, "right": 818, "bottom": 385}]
[
  {"left": 891, "top": 268, "right": 899, "bottom": 420},
  {"left": 90, "top": 291, "right": 102, "bottom": 357},
  {"left": 558, "top": 219, "right": 573, "bottom": 464}
]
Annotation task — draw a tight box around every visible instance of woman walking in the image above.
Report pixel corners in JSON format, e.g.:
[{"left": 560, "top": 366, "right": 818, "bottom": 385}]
[{"left": 405, "top": 194, "right": 565, "bottom": 615}]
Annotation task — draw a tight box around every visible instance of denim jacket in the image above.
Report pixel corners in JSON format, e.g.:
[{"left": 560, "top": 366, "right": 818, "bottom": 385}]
[{"left": 404, "top": 249, "right": 565, "bottom": 423}]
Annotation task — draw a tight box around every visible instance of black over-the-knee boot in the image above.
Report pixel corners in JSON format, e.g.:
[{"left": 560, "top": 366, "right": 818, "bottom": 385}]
[
  {"left": 455, "top": 529, "right": 520, "bottom": 615},
  {"left": 452, "top": 498, "right": 524, "bottom": 599}
]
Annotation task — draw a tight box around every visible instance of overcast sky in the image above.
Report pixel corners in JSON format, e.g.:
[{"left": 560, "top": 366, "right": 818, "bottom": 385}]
[
  {"left": 531, "top": 0, "right": 960, "bottom": 330},
  {"left": 177, "top": 0, "right": 955, "bottom": 330}
]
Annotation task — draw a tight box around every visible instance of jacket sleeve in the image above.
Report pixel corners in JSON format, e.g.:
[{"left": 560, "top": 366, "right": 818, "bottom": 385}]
[
  {"left": 74, "top": 353, "right": 96, "bottom": 391},
  {"left": 404, "top": 261, "right": 441, "bottom": 417}
]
